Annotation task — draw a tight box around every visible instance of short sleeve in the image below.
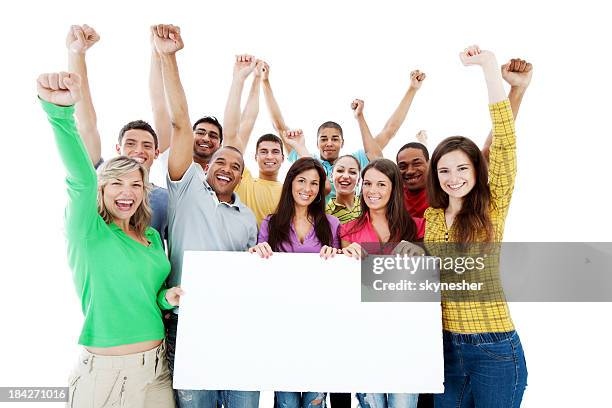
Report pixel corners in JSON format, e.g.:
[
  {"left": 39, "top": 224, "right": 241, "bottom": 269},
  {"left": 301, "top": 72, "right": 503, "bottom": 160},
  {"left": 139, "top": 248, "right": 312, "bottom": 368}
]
[{"left": 258, "top": 216, "right": 271, "bottom": 244}]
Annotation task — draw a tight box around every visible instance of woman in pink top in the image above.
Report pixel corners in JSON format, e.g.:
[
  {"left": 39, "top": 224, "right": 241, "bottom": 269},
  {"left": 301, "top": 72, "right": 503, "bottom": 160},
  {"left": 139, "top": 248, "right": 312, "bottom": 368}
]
[
  {"left": 341, "top": 158, "right": 424, "bottom": 408},
  {"left": 341, "top": 158, "right": 425, "bottom": 258}
]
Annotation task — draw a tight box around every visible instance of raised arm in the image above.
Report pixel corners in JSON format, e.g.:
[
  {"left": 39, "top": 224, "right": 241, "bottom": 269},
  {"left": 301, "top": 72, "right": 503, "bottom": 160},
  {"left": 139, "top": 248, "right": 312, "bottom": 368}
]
[
  {"left": 283, "top": 129, "right": 311, "bottom": 158},
  {"left": 38, "top": 72, "right": 99, "bottom": 237},
  {"left": 482, "top": 58, "right": 533, "bottom": 161},
  {"left": 223, "top": 54, "right": 256, "bottom": 152},
  {"left": 461, "top": 45, "right": 516, "bottom": 215},
  {"left": 351, "top": 99, "right": 383, "bottom": 160},
  {"left": 374, "top": 70, "right": 426, "bottom": 150},
  {"left": 235, "top": 61, "right": 264, "bottom": 153},
  {"left": 460, "top": 45, "right": 506, "bottom": 103},
  {"left": 261, "top": 62, "right": 293, "bottom": 153},
  {"left": 152, "top": 24, "right": 191, "bottom": 181},
  {"left": 149, "top": 37, "right": 171, "bottom": 154},
  {"left": 223, "top": 55, "right": 257, "bottom": 153},
  {"left": 66, "top": 24, "right": 101, "bottom": 165}
]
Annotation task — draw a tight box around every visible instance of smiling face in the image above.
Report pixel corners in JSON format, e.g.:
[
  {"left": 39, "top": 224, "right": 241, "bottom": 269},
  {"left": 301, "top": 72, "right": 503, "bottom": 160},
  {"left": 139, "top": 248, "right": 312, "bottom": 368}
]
[
  {"left": 436, "top": 149, "right": 476, "bottom": 200},
  {"left": 116, "top": 129, "right": 159, "bottom": 170},
  {"left": 193, "top": 122, "right": 222, "bottom": 162},
  {"left": 317, "top": 127, "right": 343, "bottom": 162},
  {"left": 397, "top": 147, "right": 428, "bottom": 192},
  {"left": 101, "top": 169, "right": 145, "bottom": 223},
  {"left": 255, "top": 140, "right": 284, "bottom": 177},
  {"left": 362, "top": 168, "right": 392, "bottom": 211},
  {"left": 205, "top": 148, "right": 244, "bottom": 200},
  {"left": 291, "top": 168, "right": 320, "bottom": 208},
  {"left": 332, "top": 156, "right": 360, "bottom": 195}
]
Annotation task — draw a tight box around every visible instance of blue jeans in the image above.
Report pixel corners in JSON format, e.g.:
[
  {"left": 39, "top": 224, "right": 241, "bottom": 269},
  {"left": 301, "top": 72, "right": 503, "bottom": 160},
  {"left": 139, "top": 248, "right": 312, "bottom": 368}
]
[
  {"left": 165, "top": 313, "right": 260, "bottom": 408},
  {"left": 434, "top": 330, "right": 527, "bottom": 408},
  {"left": 275, "top": 392, "right": 326, "bottom": 408},
  {"left": 356, "top": 393, "right": 418, "bottom": 408}
]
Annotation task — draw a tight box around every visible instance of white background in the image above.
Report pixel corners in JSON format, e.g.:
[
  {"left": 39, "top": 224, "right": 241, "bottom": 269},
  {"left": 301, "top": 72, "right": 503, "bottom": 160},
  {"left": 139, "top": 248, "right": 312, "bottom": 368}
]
[{"left": 1, "top": 0, "right": 611, "bottom": 406}]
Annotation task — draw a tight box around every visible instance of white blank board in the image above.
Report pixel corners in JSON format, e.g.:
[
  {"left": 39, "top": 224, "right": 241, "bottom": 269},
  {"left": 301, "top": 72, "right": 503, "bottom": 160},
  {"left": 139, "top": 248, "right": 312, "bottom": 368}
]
[{"left": 173, "top": 251, "right": 444, "bottom": 393}]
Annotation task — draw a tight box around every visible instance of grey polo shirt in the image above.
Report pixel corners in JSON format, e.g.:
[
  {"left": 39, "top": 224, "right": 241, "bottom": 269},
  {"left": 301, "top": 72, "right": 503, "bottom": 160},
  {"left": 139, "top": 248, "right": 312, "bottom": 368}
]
[{"left": 166, "top": 162, "right": 257, "bottom": 291}]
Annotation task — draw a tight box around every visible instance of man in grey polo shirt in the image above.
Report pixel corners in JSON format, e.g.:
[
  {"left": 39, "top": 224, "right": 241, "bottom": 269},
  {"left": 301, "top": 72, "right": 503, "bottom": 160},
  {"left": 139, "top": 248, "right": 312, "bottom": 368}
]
[{"left": 153, "top": 24, "right": 259, "bottom": 408}]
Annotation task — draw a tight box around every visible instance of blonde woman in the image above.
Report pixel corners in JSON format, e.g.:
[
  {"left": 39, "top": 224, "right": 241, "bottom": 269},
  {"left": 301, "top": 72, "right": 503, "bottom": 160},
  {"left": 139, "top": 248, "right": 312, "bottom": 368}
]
[{"left": 38, "top": 71, "right": 181, "bottom": 408}]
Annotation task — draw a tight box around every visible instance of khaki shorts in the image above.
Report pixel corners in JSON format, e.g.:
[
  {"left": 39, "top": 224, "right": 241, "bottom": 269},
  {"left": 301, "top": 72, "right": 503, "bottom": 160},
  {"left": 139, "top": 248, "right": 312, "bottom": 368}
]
[{"left": 67, "top": 342, "right": 175, "bottom": 408}]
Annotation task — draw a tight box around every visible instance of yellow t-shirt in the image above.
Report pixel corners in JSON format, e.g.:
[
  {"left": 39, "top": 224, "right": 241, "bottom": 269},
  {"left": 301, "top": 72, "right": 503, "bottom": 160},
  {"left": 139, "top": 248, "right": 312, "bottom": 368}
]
[{"left": 235, "top": 167, "right": 283, "bottom": 226}]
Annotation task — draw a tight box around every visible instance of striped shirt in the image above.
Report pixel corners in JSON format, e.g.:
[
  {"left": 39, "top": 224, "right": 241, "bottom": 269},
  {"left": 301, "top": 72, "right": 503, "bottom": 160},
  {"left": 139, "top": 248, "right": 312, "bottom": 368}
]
[
  {"left": 326, "top": 195, "right": 362, "bottom": 224},
  {"left": 424, "top": 100, "right": 516, "bottom": 334}
]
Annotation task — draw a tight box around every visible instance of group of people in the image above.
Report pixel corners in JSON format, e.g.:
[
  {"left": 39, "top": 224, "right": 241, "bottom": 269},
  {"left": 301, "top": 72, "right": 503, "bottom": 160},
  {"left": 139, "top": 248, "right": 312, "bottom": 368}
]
[{"left": 38, "top": 23, "right": 533, "bottom": 408}]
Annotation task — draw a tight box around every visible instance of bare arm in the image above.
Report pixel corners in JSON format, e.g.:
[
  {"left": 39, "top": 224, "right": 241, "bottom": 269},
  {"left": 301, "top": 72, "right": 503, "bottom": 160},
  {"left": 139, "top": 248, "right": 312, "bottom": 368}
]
[
  {"left": 66, "top": 25, "right": 101, "bottom": 165},
  {"left": 149, "top": 46, "right": 171, "bottom": 154},
  {"left": 234, "top": 61, "right": 263, "bottom": 153},
  {"left": 223, "top": 54, "right": 256, "bottom": 152},
  {"left": 282, "top": 129, "right": 311, "bottom": 158},
  {"left": 351, "top": 99, "right": 383, "bottom": 160},
  {"left": 223, "top": 55, "right": 257, "bottom": 153},
  {"left": 152, "top": 24, "right": 192, "bottom": 181},
  {"left": 482, "top": 58, "right": 533, "bottom": 161},
  {"left": 460, "top": 45, "right": 506, "bottom": 103},
  {"left": 374, "top": 70, "right": 426, "bottom": 150},
  {"left": 261, "top": 62, "right": 292, "bottom": 153}
]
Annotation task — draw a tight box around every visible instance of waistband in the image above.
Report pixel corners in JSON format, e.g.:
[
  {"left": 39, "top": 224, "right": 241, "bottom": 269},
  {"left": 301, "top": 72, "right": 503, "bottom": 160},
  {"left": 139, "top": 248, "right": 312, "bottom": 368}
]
[
  {"left": 79, "top": 341, "right": 166, "bottom": 370},
  {"left": 443, "top": 330, "right": 517, "bottom": 345}
]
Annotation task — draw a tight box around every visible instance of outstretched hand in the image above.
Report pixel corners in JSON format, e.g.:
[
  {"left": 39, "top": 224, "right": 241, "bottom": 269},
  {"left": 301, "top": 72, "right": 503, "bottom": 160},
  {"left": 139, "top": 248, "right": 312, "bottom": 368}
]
[
  {"left": 66, "top": 24, "right": 99, "bottom": 54},
  {"left": 37, "top": 72, "right": 82, "bottom": 106},
  {"left": 151, "top": 24, "right": 184, "bottom": 55},
  {"left": 501, "top": 58, "right": 533, "bottom": 89}
]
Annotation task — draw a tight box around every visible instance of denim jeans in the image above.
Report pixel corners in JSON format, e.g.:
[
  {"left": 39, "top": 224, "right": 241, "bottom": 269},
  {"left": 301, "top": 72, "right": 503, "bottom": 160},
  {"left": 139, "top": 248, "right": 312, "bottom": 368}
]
[
  {"left": 434, "top": 330, "right": 527, "bottom": 408},
  {"left": 275, "top": 392, "right": 327, "bottom": 408},
  {"left": 165, "top": 313, "right": 260, "bottom": 408},
  {"left": 356, "top": 393, "right": 418, "bottom": 408}
]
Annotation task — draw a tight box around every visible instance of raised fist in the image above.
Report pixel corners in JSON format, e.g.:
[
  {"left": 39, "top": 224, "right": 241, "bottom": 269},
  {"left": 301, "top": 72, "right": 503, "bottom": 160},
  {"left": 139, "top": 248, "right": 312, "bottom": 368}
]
[
  {"left": 37, "top": 72, "right": 82, "bottom": 106},
  {"left": 502, "top": 58, "right": 533, "bottom": 89},
  {"left": 261, "top": 61, "right": 270, "bottom": 81},
  {"left": 282, "top": 129, "right": 306, "bottom": 150},
  {"left": 459, "top": 45, "right": 496, "bottom": 67},
  {"left": 351, "top": 99, "right": 365, "bottom": 118},
  {"left": 254, "top": 60, "right": 265, "bottom": 77},
  {"left": 151, "top": 24, "right": 183, "bottom": 55},
  {"left": 410, "top": 70, "right": 426, "bottom": 90},
  {"left": 233, "top": 54, "right": 256, "bottom": 80},
  {"left": 66, "top": 24, "right": 99, "bottom": 54}
]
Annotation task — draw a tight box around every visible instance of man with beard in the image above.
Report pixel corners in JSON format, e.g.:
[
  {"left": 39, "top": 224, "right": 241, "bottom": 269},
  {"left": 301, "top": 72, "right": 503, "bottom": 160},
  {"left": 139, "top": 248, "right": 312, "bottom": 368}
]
[{"left": 153, "top": 24, "right": 259, "bottom": 408}]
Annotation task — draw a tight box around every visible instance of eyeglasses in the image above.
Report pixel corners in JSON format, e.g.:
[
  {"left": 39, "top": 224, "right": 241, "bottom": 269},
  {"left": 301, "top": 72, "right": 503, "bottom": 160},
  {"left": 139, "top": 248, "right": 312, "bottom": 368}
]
[{"left": 194, "top": 129, "right": 220, "bottom": 139}]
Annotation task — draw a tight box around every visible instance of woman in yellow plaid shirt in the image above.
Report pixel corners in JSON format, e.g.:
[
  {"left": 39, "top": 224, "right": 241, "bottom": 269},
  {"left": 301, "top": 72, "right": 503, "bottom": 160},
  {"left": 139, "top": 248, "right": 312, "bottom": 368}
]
[{"left": 424, "top": 45, "right": 529, "bottom": 408}]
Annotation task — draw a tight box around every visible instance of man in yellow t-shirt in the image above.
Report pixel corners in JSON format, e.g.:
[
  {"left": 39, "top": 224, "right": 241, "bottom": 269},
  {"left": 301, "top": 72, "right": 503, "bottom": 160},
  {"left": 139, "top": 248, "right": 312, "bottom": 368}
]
[{"left": 235, "top": 134, "right": 284, "bottom": 225}]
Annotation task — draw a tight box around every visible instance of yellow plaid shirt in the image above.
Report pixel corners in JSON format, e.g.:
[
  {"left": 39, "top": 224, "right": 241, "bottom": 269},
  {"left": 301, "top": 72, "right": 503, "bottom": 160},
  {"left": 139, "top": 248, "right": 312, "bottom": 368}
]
[{"left": 424, "top": 99, "right": 516, "bottom": 333}]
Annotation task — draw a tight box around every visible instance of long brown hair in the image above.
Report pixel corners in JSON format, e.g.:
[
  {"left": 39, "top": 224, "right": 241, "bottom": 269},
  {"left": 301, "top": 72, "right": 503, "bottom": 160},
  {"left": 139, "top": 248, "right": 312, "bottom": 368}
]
[
  {"left": 427, "top": 136, "right": 494, "bottom": 243},
  {"left": 345, "top": 158, "right": 418, "bottom": 242},
  {"left": 267, "top": 157, "right": 333, "bottom": 251}
]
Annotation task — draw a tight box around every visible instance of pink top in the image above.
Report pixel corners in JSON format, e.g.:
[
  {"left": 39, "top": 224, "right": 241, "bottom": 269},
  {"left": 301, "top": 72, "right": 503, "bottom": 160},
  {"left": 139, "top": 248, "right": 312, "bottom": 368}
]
[{"left": 340, "top": 212, "right": 425, "bottom": 244}]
